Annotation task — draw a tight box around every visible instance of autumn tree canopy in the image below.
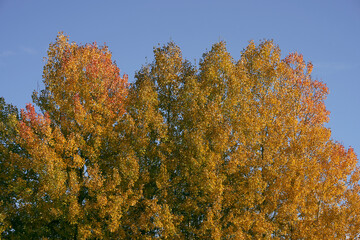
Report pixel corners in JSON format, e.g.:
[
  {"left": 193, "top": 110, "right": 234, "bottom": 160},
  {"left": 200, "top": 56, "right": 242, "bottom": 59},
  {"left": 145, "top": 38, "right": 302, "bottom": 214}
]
[{"left": 1, "top": 34, "right": 359, "bottom": 239}]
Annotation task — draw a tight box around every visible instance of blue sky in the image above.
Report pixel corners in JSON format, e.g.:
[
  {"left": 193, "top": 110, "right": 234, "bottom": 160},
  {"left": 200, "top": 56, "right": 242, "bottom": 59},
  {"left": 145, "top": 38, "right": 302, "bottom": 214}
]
[{"left": 0, "top": 0, "right": 359, "bottom": 152}]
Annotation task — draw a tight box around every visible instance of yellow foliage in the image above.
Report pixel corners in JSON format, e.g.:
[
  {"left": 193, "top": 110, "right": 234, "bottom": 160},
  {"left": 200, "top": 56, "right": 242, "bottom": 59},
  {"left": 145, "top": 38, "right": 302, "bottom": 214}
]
[{"left": 0, "top": 34, "right": 359, "bottom": 239}]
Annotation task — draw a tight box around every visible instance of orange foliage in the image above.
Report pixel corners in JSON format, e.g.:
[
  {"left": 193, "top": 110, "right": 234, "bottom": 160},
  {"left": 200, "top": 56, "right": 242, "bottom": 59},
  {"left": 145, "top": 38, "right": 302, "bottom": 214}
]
[{"left": 0, "top": 35, "right": 359, "bottom": 239}]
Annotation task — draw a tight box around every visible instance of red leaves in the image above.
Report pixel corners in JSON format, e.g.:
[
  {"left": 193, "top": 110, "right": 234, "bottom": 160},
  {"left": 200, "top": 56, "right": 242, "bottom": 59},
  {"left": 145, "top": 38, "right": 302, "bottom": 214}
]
[
  {"left": 19, "top": 103, "right": 50, "bottom": 139},
  {"left": 283, "top": 52, "right": 330, "bottom": 125},
  {"left": 61, "top": 42, "right": 128, "bottom": 118}
]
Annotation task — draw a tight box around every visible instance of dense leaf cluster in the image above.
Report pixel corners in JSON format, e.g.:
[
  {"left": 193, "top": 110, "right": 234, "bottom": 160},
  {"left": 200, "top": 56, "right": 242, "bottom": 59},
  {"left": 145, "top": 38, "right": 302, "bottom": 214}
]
[{"left": 1, "top": 34, "right": 359, "bottom": 239}]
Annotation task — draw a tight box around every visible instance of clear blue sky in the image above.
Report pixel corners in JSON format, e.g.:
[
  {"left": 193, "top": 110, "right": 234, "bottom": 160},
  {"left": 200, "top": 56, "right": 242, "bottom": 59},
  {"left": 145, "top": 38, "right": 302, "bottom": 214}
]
[{"left": 1, "top": 0, "right": 359, "bottom": 152}]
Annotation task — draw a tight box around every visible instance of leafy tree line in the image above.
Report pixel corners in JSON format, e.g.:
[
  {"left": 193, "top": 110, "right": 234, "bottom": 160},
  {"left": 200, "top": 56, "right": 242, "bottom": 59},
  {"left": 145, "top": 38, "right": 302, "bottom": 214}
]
[{"left": 0, "top": 34, "right": 359, "bottom": 239}]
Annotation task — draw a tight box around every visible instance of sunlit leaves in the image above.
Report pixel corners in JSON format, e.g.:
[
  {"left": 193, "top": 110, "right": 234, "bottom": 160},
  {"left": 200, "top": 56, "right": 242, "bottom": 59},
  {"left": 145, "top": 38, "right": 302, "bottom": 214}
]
[
  {"left": 129, "top": 40, "right": 360, "bottom": 239},
  {"left": 2, "top": 33, "right": 137, "bottom": 239},
  {"left": 1, "top": 35, "right": 359, "bottom": 239}
]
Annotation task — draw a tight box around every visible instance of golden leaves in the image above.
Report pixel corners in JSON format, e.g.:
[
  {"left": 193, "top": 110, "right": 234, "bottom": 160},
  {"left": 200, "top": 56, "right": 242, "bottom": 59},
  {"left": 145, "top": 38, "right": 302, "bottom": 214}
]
[{"left": 1, "top": 35, "right": 359, "bottom": 239}]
